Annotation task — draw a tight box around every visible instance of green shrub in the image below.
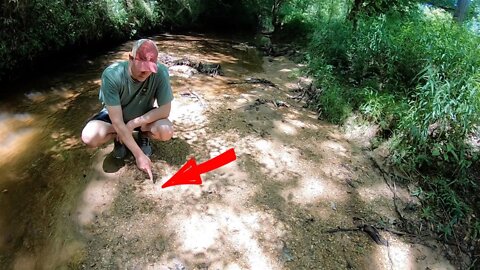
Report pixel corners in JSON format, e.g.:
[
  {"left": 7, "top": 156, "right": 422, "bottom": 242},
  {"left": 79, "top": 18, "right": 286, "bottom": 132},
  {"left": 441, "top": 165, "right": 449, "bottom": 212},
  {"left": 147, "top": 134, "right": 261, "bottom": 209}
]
[
  {"left": 308, "top": 8, "right": 480, "bottom": 175},
  {"left": 309, "top": 21, "right": 352, "bottom": 70},
  {"left": 413, "top": 175, "right": 476, "bottom": 239},
  {"left": 391, "top": 16, "right": 480, "bottom": 173},
  {"left": 317, "top": 85, "right": 352, "bottom": 124},
  {"left": 0, "top": 0, "right": 175, "bottom": 81},
  {"left": 359, "top": 88, "right": 407, "bottom": 130}
]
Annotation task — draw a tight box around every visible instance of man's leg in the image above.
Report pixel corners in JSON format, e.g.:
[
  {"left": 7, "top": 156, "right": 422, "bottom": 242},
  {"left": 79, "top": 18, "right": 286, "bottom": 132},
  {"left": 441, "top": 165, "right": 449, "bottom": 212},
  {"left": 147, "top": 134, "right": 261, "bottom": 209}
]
[
  {"left": 140, "top": 118, "right": 174, "bottom": 141},
  {"left": 81, "top": 120, "right": 116, "bottom": 147}
]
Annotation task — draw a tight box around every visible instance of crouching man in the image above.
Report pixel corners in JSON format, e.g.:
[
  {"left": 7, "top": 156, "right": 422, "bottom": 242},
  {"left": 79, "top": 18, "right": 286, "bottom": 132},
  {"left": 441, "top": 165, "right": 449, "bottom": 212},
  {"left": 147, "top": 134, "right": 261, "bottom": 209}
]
[{"left": 81, "top": 39, "right": 173, "bottom": 179}]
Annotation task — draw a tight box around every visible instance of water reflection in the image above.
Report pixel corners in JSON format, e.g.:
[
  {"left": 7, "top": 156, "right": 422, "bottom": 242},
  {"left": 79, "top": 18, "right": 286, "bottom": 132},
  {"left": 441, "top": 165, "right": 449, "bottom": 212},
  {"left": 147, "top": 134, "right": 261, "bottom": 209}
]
[{"left": 0, "top": 113, "right": 38, "bottom": 168}]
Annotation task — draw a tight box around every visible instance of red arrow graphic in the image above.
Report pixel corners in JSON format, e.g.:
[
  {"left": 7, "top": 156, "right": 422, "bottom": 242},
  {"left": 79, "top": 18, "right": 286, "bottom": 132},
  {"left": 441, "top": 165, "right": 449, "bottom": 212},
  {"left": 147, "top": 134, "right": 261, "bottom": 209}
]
[{"left": 161, "top": 148, "right": 237, "bottom": 188}]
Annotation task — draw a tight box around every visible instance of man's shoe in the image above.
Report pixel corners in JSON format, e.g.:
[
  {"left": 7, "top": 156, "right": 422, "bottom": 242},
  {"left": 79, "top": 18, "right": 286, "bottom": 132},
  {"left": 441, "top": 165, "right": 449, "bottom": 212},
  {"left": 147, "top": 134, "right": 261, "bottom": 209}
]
[
  {"left": 137, "top": 132, "right": 152, "bottom": 157},
  {"left": 112, "top": 140, "right": 127, "bottom": 159}
]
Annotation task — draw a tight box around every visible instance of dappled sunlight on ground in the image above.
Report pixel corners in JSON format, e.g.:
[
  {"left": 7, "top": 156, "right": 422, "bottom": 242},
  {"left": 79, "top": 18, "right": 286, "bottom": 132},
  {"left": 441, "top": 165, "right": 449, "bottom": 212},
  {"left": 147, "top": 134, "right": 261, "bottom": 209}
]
[
  {"left": 358, "top": 182, "right": 396, "bottom": 203},
  {"left": 76, "top": 149, "right": 122, "bottom": 226},
  {"left": 162, "top": 204, "right": 285, "bottom": 269},
  {"left": 370, "top": 233, "right": 455, "bottom": 270},
  {"left": 319, "top": 161, "right": 353, "bottom": 181},
  {"left": 176, "top": 213, "right": 220, "bottom": 252},
  {"left": 251, "top": 139, "right": 301, "bottom": 178},
  {"left": 282, "top": 116, "right": 319, "bottom": 131},
  {"left": 319, "top": 140, "right": 349, "bottom": 158},
  {"left": 358, "top": 180, "right": 412, "bottom": 203},
  {"left": 170, "top": 99, "right": 208, "bottom": 130},
  {"left": 77, "top": 173, "right": 117, "bottom": 225},
  {"left": 206, "top": 135, "right": 238, "bottom": 158},
  {"left": 283, "top": 176, "right": 325, "bottom": 202},
  {"left": 281, "top": 175, "right": 348, "bottom": 206},
  {"left": 50, "top": 132, "right": 83, "bottom": 151},
  {"left": 273, "top": 119, "right": 298, "bottom": 136}
]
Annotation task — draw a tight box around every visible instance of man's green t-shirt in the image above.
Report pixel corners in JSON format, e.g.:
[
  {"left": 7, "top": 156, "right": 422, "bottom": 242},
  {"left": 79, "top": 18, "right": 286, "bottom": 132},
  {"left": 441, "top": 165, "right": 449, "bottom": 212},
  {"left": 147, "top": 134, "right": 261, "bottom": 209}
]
[{"left": 99, "top": 61, "right": 173, "bottom": 122}]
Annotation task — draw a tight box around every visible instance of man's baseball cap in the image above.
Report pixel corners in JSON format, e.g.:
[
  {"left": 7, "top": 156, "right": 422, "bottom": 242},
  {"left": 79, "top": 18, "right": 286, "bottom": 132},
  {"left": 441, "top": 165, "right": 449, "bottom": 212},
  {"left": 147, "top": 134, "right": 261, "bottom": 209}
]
[{"left": 131, "top": 39, "right": 158, "bottom": 73}]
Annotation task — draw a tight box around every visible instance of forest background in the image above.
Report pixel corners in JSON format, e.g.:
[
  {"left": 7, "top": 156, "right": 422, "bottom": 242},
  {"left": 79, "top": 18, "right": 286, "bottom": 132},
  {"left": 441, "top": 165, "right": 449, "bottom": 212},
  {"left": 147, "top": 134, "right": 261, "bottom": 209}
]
[{"left": 1, "top": 0, "right": 479, "bottom": 266}]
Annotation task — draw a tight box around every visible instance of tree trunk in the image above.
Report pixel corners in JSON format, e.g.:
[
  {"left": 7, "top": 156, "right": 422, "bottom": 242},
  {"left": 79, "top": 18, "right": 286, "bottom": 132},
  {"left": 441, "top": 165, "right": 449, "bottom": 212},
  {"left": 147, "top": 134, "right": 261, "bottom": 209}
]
[
  {"left": 454, "top": 0, "right": 470, "bottom": 23},
  {"left": 271, "top": 0, "right": 284, "bottom": 33}
]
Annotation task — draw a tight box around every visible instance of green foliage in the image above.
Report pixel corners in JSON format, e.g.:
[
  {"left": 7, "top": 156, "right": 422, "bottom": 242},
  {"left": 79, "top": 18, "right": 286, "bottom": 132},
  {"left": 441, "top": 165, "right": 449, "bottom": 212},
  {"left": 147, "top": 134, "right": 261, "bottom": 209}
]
[
  {"left": 304, "top": 2, "right": 480, "bottom": 248},
  {"left": 360, "top": 89, "right": 407, "bottom": 130},
  {"left": 391, "top": 14, "right": 480, "bottom": 173},
  {"left": 393, "top": 62, "right": 480, "bottom": 173},
  {"left": 309, "top": 20, "right": 352, "bottom": 68},
  {"left": 0, "top": 0, "right": 180, "bottom": 81},
  {"left": 413, "top": 176, "right": 477, "bottom": 240},
  {"left": 318, "top": 85, "right": 353, "bottom": 124},
  {"left": 305, "top": 54, "right": 360, "bottom": 124},
  {"left": 308, "top": 7, "right": 480, "bottom": 175}
]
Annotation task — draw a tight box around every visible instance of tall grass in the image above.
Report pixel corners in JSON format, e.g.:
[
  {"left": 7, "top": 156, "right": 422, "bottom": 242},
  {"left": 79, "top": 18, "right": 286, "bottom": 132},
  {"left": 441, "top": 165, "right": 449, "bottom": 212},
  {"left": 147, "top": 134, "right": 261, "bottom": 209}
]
[{"left": 304, "top": 5, "right": 480, "bottom": 243}]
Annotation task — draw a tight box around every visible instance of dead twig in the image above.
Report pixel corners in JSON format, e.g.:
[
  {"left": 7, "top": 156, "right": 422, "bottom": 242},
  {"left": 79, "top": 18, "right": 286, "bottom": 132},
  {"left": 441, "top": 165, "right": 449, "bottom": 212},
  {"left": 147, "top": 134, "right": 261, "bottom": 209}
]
[
  {"left": 227, "top": 77, "right": 277, "bottom": 88},
  {"left": 369, "top": 156, "right": 408, "bottom": 224},
  {"left": 188, "top": 90, "right": 205, "bottom": 107},
  {"left": 369, "top": 156, "right": 473, "bottom": 260},
  {"left": 323, "top": 224, "right": 388, "bottom": 246},
  {"left": 179, "top": 90, "right": 206, "bottom": 107}
]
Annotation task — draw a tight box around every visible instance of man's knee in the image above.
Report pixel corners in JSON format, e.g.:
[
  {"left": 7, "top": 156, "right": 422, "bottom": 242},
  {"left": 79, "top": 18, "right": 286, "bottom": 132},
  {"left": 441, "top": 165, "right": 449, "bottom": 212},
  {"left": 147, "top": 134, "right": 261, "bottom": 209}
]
[
  {"left": 81, "top": 128, "right": 102, "bottom": 147},
  {"left": 152, "top": 125, "right": 174, "bottom": 141},
  {"left": 81, "top": 123, "right": 111, "bottom": 147},
  {"left": 82, "top": 130, "right": 97, "bottom": 147}
]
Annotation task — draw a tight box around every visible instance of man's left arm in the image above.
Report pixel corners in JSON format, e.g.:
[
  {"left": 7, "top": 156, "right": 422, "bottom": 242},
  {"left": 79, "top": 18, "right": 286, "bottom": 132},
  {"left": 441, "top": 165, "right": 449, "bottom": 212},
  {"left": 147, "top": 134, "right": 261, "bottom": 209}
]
[{"left": 126, "top": 102, "right": 171, "bottom": 130}]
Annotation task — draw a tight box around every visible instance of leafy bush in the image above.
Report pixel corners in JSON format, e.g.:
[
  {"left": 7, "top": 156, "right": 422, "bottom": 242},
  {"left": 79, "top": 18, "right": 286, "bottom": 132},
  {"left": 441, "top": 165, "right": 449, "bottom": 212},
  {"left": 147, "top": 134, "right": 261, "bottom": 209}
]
[
  {"left": 318, "top": 85, "right": 353, "bottom": 124},
  {"left": 391, "top": 16, "right": 480, "bottom": 174},
  {"left": 308, "top": 8, "right": 480, "bottom": 174},
  {"left": 360, "top": 88, "right": 407, "bottom": 131},
  {"left": 309, "top": 21, "right": 352, "bottom": 70},
  {"left": 274, "top": 0, "right": 316, "bottom": 41},
  {"left": 393, "top": 63, "right": 480, "bottom": 174},
  {"left": 413, "top": 175, "right": 476, "bottom": 240},
  {"left": 0, "top": 0, "right": 175, "bottom": 82},
  {"left": 306, "top": 4, "right": 480, "bottom": 245}
]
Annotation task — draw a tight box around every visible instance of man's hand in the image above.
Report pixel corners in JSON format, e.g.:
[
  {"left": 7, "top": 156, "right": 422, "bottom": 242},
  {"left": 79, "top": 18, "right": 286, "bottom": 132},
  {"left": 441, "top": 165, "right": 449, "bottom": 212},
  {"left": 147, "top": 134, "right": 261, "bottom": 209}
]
[
  {"left": 107, "top": 106, "right": 153, "bottom": 182},
  {"left": 136, "top": 153, "right": 153, "bottom": 182}
]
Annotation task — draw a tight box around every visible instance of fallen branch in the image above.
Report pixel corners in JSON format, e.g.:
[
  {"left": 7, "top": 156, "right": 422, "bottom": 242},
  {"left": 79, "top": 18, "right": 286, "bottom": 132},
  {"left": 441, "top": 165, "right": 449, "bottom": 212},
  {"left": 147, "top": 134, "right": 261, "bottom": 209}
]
[
  {"left": 323, "top": 224, "right": 388, "bottom": 246},
  {"left": 369, "top": 156, "right": 407, "bottom": 224},
  {"left": 227, "top": 77, "right": 277, "bottom": 88},
  {"left": 369, "top": 156, "right": 472, "bottom": 259}
]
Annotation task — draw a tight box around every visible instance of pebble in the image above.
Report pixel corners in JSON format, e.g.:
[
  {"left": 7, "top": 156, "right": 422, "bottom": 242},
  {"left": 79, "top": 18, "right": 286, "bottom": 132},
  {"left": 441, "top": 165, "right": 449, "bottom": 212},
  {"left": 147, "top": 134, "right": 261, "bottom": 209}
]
[
  {"left": 331, "top": 202, "right": 337, "bottom": 211},
  {"left": 282, "top": 243, "right": 295, "bottom": 262}
]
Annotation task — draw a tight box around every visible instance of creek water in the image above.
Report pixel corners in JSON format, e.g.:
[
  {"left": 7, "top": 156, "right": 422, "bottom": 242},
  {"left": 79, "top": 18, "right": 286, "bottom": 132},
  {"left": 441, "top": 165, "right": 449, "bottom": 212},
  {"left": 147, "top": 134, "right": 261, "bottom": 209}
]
[{"left": 0, "top": 33, "right": 263, "bottom": 269}]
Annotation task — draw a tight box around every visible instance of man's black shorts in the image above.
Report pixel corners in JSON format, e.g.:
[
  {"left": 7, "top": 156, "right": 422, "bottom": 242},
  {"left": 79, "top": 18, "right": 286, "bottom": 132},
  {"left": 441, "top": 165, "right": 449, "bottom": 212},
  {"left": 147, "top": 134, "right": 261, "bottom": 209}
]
[
  {"left": 88, "top": 108, "right": 111, "bottom": 123},
  {"left": 87, "top": 108, "right": 142, "bottom": 132}
]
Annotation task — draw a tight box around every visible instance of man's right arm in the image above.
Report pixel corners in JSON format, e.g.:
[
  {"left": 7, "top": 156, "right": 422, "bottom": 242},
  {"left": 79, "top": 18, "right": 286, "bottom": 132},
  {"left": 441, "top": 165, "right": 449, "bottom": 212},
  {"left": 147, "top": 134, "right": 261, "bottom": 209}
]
[
  {"left": 107, "top": 105, "right": 153, "bottom": 180},
  {"left": 107, "top": 106, "right": 142, "bottom": 156}
]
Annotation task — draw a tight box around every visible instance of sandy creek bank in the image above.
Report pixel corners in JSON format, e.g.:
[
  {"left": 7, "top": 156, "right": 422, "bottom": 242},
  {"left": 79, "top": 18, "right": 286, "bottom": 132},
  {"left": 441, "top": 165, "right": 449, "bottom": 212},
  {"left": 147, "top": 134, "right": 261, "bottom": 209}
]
[{"left": 0, "top": 34, "right": 458, "bottom": 269}]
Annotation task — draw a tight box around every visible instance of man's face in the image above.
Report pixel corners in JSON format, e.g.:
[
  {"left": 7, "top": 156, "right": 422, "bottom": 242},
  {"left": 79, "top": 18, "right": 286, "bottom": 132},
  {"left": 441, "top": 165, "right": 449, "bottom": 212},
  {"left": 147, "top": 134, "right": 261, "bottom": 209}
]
[{"left": 129, "top": 56, "right": 152, "bottom": 82}]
